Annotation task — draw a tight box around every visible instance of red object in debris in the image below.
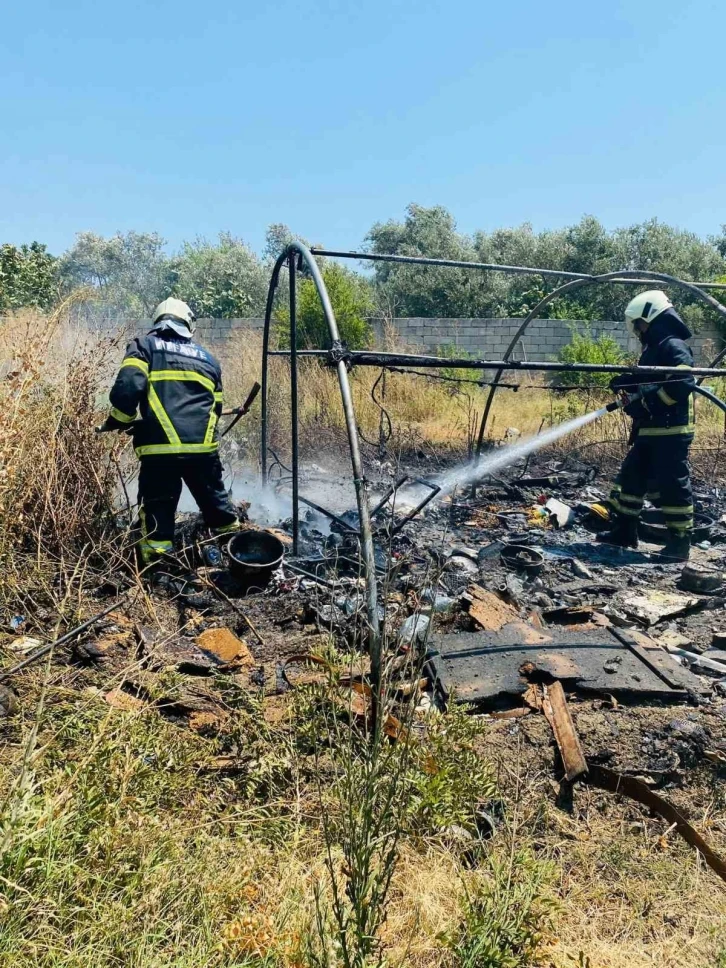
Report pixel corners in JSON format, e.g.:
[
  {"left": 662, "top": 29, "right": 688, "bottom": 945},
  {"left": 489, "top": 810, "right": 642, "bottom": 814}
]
[{"left": 537, "top": 494, "right": 547, "bottom": 505}]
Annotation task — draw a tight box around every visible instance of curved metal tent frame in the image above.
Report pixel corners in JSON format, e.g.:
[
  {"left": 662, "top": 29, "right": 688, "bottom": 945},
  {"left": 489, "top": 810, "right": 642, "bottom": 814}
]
[
  {"left": 260, "top": 242, "right": 381, "bottom": 684},
  {"left": 260, "top": 243, "right": 726, "bottom": 674},
  {"left": 474, "top": 269, "right": 726, "bottom": 455}
]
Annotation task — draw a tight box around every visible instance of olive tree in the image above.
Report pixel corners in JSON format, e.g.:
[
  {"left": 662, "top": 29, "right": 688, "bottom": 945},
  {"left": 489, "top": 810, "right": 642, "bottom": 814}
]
[{"left": 0, "top": 242, "right": 57, "bottom": 311}]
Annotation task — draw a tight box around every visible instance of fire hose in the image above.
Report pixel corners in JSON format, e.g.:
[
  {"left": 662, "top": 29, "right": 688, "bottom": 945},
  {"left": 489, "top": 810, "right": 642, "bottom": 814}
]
[{"left": 604, "top": 382, "right": 726, "bottom": 416}]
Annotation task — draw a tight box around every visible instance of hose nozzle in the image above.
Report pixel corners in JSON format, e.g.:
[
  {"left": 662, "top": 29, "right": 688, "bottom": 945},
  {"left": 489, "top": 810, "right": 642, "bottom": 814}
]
[{"left": 605, "top": 386, "right": 647, "bottom": 412}]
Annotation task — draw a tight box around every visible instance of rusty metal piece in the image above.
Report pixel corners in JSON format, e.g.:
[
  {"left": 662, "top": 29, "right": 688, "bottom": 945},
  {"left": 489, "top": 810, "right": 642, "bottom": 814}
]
[
  {"left": 585, "top": 764, "right": 726, "bottom": 884},
  {"left": 541, "top": 681, "right": 588, "bottom": 781}
]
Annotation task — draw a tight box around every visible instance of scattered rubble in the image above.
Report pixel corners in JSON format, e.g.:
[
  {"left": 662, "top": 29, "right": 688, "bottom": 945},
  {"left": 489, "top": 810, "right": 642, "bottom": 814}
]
[
  {"left": 196, "top": 627, "right": 254, "bottom": 667},
  {"left": 4, "top": 450, "right": 726, "bottom": 891},
  {"left": 544, "top": 497, "right": 573, "bottom": 529},
  {"left": 462, "top": 584, "right": 519, "bottom": 631}
]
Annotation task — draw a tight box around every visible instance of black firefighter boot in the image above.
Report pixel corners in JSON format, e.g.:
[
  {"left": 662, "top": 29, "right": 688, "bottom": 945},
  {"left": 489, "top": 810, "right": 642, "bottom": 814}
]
[
  {"left": 595, "top": 513, "right": 639, "bottom": 549},
  {"left": 660, "top": 530, "right": 690, "bottom": 562}
]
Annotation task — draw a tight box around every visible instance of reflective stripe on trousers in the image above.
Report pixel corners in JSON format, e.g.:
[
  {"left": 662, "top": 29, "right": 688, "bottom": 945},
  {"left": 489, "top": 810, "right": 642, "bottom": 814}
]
[{"left": 608, "top": 435, "right": 694, "bottom": 534}]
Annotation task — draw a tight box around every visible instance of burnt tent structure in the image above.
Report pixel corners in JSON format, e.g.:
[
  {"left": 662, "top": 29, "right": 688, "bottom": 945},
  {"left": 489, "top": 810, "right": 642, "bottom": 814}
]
[{"left": 260, "top": 242, "right": 726, "bottom": 682}]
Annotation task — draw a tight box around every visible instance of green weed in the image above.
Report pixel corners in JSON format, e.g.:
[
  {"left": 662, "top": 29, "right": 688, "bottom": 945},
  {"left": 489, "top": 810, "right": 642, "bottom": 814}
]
[{"left": 443, "top": 849, "right": 556, "bottom": 968}]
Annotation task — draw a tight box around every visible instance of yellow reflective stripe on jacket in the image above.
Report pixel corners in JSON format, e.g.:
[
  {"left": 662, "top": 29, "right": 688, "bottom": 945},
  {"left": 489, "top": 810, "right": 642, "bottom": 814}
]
[
  {"left": 135, "top": 442, "right": 220, "bottom": 457},
  {"left": 147, "top": 385, "right": 181, "bottom": 445},
  {"left": 121, "top": 357, "right": 149, "bottom": 375},
  {"left": 110, "top": 406, "right": 136, "bottom": 424},
  {"left": 657, "top": 387, "right": 677, "bottom": 406},
  {"left": 149, "top": 369, "right": 216, "bottom": 394},
  {"left": 638, "top": 425, "right": 695, "bottom": 436},
  {"left": 214, "top": 391, "right": 223, "bottom": 402},
  {"left": 660, "top": 504, "right": 694, "bottom": 514},
  {"left": 204, "top": 410, "right": 219, "bottom": 445}
]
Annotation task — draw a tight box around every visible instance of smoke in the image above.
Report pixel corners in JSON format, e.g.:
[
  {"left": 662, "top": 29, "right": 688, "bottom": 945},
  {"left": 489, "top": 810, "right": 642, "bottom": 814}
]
[
  {"left": 127, "top": 409, "right": 608, "bottom": 529},
  {"left": 229, "top": 475, "right": 292, "bottom": 526},
  {"left": 225, "top": 464, "right": 358, "bottom": 532}
]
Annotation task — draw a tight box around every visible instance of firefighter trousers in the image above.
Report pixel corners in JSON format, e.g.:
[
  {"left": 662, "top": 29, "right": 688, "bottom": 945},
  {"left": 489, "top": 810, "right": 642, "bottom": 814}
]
[
  {"left": 609, "top": 435, "right": 693, "bottom": 535},
  {"left": 137, "top": 454, "right": 240, "bottom": 563}
]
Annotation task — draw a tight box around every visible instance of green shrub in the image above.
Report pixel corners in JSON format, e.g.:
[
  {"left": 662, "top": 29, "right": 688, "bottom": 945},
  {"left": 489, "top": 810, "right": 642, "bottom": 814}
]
[
  {"left": 557, "top": 325, "right": 628, "bottom": 388},
  {"left": 276, "top": 261, "right": 373, "bottom": 350},
  {"left": 408, "top": 706, "right": 496, "bottom": 834}
]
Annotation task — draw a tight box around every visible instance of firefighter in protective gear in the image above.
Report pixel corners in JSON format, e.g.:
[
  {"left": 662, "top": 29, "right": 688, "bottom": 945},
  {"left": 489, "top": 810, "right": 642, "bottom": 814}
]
[
  {"left": 100, "top": 298, "right": 240, "bottom": 565},
  {"left": 598, "top": 290, "right": 695, "bottom": 561}
]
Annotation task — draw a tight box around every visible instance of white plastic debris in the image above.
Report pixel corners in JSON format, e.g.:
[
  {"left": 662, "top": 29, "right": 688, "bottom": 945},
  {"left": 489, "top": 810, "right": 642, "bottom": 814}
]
[{"left": 398, "top": 614, "right": 430, "bottom": 645}]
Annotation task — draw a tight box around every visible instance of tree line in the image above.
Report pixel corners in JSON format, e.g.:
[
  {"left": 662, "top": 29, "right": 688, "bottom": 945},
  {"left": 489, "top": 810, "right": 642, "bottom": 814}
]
[{"left": 2, "top": 206, "right": 726, "bottom": 347}]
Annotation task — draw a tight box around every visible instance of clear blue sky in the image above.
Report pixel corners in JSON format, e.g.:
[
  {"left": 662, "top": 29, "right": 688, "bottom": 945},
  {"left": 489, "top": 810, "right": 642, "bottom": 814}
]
[{"left": 2, "top": 0, "right": 725, "bottom": 256}]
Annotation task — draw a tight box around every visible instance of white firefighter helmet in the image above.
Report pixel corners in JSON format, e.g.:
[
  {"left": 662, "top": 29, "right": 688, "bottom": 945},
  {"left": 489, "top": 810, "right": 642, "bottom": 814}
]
[
  {"left": 151, "top": 297, "right": 196, "bottom": 337},
  {"left": 624, "top": 290, "right": 672, "bottom": 331}
]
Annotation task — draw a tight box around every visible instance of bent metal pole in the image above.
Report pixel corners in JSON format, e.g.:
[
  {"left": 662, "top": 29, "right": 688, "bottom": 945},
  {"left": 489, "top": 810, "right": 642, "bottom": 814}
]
[
  {"left": 277, "top": 242, "right": 381, "bottom": 689},
  {"left": 260, "top": 251, "right": 287, "bottom": 484},
  {"left": 309, "top": 249, "right": 726, "bottom": 291},
  {"left": 473, "top": 269, "right": 726, "bottom": 456},
  {"left": 289, "top": 251, "right": 300, "bottom": 556},
  {"left": 267, "top": 349, "right": 726, "bottom": 379}
]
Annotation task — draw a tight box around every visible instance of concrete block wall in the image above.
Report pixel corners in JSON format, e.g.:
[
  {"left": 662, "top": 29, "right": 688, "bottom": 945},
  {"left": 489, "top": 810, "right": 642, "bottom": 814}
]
[
  {"left": 115, "top": 315, "right": 724, "bottom": 367},
  {"left": 373, "top": 317, "right": 639, "bottom": 360},
  {"left": 372, "top": 317, "right": 723, "bottom": 365}
]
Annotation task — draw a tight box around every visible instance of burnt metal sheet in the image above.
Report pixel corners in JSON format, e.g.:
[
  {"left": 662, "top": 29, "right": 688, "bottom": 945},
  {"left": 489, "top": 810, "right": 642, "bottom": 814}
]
[{"left": 426, "top": 624, "right": 706, "bottom": 710}]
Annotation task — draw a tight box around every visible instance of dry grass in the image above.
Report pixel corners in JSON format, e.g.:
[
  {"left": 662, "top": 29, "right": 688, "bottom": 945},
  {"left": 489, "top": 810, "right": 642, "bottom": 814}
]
[
  {"left": 0, "top": 677, "right": 499, "bottom": 968},
  {"left": 4, "top": 676, "right": 723, "bottom": 968},
  {"left": 0, "top": 308, "right": 134, "bottom": 624}
]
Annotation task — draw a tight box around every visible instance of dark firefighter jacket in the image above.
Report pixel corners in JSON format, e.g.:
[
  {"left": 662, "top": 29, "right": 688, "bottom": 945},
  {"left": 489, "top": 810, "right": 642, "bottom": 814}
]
[
  {"left": 612, "top": 308, "right": 695, "bottom": 438},
  {"left": 107, "top": 323, "right": 223, "bottom": 457}
]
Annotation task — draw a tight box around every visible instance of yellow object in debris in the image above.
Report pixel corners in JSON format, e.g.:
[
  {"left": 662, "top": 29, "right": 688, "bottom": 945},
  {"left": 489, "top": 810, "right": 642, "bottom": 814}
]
[
  {"left": 588, "top": 503, "right": 611, "bottom": 521},
  {"left": 526, "top": 505, "right": 550, "bottom": 527}
]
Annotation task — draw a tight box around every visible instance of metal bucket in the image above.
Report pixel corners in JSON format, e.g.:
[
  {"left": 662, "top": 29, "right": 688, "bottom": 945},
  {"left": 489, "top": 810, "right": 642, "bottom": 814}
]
[
  {"left": 228, "top": 530, "right": 285, "bottom": 588},
  {"left": 501, "top": 543, "right": 544, "bottom": 575}
]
